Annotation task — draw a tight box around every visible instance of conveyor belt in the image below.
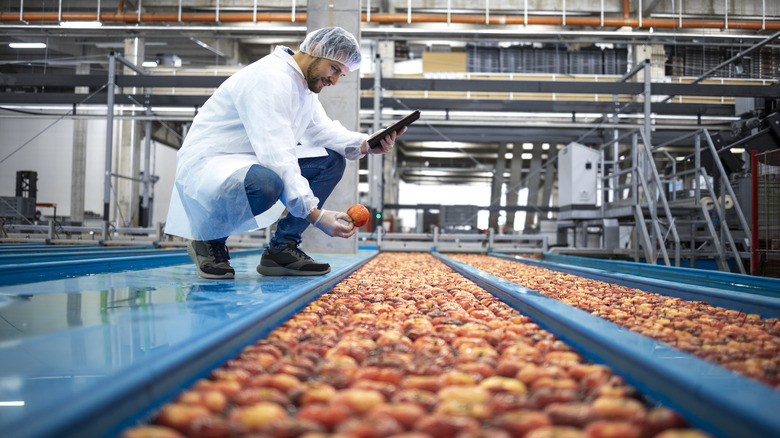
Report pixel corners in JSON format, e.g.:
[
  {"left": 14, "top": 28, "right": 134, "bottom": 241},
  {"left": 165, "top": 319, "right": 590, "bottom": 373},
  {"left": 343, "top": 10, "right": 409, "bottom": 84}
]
[
  {"left": 0, "top": 247, "right": 377, "bottom": 438},
  {"left": 435, "top": 252, "right": 780, "bottom": 438},
  {"left": 3, "top": 245, "right": 779, "bottom": 438},
  {"left": 492, "top": 253, "right": 780, "bottom": 319}
]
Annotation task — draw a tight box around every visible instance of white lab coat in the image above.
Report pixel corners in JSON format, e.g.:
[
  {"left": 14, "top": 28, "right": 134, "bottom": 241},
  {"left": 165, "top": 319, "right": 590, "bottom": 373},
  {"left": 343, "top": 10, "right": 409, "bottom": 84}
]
[{"left": 165, "top": 46, "right": 367, "bottom": 241}]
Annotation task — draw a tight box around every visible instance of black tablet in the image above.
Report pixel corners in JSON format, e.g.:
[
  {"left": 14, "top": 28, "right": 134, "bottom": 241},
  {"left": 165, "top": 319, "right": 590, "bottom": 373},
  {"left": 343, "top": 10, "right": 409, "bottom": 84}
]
[{"left": 368, "top": 110, "right": 420, "bottom": 149}]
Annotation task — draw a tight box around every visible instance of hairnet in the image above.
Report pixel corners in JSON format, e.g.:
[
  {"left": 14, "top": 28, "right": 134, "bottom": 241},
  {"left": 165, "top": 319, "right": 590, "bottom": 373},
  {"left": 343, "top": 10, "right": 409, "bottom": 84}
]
[{"left": 299, "top": 27, "right": 362, "bottom": 72}]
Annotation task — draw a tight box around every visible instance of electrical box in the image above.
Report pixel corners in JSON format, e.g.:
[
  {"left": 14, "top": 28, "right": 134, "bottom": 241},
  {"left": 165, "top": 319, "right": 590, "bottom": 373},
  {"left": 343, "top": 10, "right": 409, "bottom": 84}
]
[{"left": 558, "top": 142, "right": 599, "bottom": 207}]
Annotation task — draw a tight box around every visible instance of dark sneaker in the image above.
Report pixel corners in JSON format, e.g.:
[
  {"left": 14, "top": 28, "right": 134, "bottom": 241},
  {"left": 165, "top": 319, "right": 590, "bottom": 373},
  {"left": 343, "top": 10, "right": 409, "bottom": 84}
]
[
  {"left": 256, "top": 243, "right": 331, "bottom": 276},
  {"left": 186, "top": 240, "right": 235, "bottom": 279}
]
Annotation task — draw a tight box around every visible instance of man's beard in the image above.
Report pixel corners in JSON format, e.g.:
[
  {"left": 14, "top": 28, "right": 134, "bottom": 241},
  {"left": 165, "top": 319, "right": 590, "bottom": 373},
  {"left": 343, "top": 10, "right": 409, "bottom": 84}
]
[{"left": 306, "top": 58, "right": 325, "bottom": 93}]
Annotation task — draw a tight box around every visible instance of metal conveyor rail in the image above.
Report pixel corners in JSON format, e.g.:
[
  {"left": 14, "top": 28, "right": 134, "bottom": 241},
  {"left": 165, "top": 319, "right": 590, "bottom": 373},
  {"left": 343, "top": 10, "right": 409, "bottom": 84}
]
[{"left": 492, "top": 253, "right": 780, "bottom": 319}]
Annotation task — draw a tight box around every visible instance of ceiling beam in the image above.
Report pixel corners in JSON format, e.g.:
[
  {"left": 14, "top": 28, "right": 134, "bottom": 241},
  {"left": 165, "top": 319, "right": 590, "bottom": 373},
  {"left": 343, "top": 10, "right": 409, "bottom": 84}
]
[{"left": 0, "top": 74, "right": 775, "bottom": 99}]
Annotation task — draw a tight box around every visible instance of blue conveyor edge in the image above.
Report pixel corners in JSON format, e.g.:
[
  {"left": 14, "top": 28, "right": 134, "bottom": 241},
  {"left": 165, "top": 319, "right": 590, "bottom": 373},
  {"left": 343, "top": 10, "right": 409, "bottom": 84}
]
[
  {"left": 434, "top": 252, "right": 780, "bottom": 438},
  {"left": 542, "top": 253, "right": 780, "bottom": 297},
  {"left": 491, "top": 253, "right": 780, "bottom": 319},
  {"left": 0, "top": 248, "right": 261, "bottom": 286},
  {"left": 8, "top": 251, "right": 377, "bottom": 438}
]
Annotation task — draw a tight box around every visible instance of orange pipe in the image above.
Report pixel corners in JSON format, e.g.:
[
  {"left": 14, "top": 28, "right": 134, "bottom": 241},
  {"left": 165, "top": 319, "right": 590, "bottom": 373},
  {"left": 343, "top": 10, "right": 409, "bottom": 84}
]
[
  {"left": 1, "top": 11, "right": 778, "bottom": 30},
  {"left": 623, "top": 0, "right": 630, "bottom": 19}
]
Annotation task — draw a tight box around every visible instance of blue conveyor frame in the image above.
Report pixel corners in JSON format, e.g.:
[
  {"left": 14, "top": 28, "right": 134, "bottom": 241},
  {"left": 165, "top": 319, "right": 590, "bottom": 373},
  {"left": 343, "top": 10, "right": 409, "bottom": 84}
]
[{"left": 491, "top": 253, "right": 780, "bottom": 319}]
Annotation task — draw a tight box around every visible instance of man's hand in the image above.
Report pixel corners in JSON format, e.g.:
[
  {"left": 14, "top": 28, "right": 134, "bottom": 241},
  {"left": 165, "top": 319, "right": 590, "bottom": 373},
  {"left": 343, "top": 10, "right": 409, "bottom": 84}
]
[
  {"left": 308, "top": 209, "right": 357, "bottom": 238},
  {"left": 362, "top": 126, "right": 407, "bottom": 155}
]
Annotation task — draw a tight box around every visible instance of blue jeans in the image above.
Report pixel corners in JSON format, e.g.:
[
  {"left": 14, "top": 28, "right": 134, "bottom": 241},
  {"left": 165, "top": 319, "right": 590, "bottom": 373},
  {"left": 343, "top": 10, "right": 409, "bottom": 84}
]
[{"left": 235, "top": 149, "right": 346, "bottom": 249}]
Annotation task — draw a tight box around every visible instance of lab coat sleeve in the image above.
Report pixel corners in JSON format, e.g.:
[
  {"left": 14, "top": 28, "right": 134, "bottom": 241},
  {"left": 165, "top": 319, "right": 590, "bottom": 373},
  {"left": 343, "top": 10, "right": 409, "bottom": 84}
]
[
  {"left": 231, "top": 71, "right": 319, "bottom": 219},
  {"left": 304, "top": 98, "right": 369, "bottom": 160}
]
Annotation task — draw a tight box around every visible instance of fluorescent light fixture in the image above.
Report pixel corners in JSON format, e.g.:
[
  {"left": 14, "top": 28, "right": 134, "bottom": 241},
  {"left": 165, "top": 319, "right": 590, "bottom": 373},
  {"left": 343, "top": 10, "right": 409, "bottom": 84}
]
[
  {"left": 60, "top": 21, "right": 102, "bottom": 28},
  {"left": 142, "top": 61, "right": 158, "bottom": 68},
  {"left": 0, "top": 401, "right": 24, "bottom": 406},
  {"left": 9, "top": 42, "right": 46, "bottom": 49}
]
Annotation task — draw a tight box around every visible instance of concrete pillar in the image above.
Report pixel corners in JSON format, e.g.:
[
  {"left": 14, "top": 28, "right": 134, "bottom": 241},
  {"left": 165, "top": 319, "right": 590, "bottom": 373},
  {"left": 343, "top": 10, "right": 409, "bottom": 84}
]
[
  {"left": 70, "top": 62, "right": 89, "bottom": 225},
  {"left": 488, "top": 143, "right": 507, "bottom": 232},
  {"left": 505, "top": 143, "right": 524, "bottom": 233},
  {"left": 302, "top": 0, "right": 362, "bottom": 254},
  {"left": 525, "top": 145, "right": 543, "bottom": 229},
  {"left": 116, "top": 37, "right": 144, "bottom": 226},
  {"left": 633, "top": 45, "right": 665, "bottom": 82}
]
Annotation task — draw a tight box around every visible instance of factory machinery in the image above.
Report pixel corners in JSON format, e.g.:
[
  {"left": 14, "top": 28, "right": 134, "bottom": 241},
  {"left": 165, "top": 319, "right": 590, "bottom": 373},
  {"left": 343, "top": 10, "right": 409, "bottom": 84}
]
[
  {"left": 0, "top": 244, "right": 778, "bottom": 438},
  {"left": 372, "top": 110, "right": 780, "bottom": 278}
]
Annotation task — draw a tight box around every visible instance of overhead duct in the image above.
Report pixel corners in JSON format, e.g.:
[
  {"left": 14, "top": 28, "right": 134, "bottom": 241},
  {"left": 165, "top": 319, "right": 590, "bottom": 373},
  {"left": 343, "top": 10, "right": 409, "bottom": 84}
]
[{"left": 0, "top": 11, "right": 778, "bottom": 31}]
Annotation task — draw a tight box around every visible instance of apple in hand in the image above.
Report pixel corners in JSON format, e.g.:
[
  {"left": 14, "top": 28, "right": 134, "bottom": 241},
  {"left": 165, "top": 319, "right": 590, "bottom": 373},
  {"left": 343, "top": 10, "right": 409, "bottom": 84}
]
[{"left": 347, "top": 204, "right": 370, "bottom": 227}]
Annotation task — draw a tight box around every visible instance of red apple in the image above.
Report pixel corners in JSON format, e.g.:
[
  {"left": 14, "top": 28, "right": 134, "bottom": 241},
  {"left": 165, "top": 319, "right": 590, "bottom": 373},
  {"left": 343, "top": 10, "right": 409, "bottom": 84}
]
[
  {"left": 369, "top": 403, "right": 427, "bottom": 429},
  {"left": 479, "top": 376, "right": 528, "bottom": 395},
  {"left": 493, "top": 409, "right": 553, "bottom": 436},
  {"left": 119, "top": 425, "right": 185, "bottom": 438},
  {"left": 347, "top": 204, "right": 370, "bottom": 227},
  {"left": 296, "top": 402, "right": 352, "bottom": 431},
  {"left": 229, "top": 402, "right": 288, "bottom": 433},
  {"left": 413, "top": 414, "right": 481, "bottom": 438},
  {"left": 544, "top": 402, "right": 599, "bottom": 428},
  {"left": 331, "top": 388, "right": 387, "bottom": 414},
  {"left": 583, "top": 420, "right": 641, "bottom": 438},
  {"left": 525, "top": 426, "right": 588, "bottom": 438},
  {"left": 176, "top": 390, "right": 227, "bottom": 413},
  {"left": 392, "top": 389, "right": 440, "bottom": 412},
  {"left": 262, "top": 417, "right": 326, "bottom": 438},
  {"left": 232, "top": 387, "right": 291, "bottom": 407},
  {"left": 152, "top": 403, "right": 211, "bottom": 433},
  {"left": 591, "top": 397, "right": 646, "bottom": 422},
  {"left": 335, "top": 414, "right": 405, "bottom": 437}
]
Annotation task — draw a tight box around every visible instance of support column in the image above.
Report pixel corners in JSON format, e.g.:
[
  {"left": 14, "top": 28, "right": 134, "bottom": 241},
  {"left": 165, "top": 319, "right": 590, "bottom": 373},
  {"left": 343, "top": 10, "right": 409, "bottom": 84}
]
[
  {"left": 505, "top": 143, "right": 524, "bottom": 233},
  {"left": 541, "top": 151, "right": 555, "bottom": 223},
  {"left": 488, "top": 143, "right": 507, "bottom": 232},
  {"left": 378, "top": 41, "right": 398, "bottom": 228},
  {"left": 71, "top": 62, "right": 89, "bottom": 225},
  {"left": 116, "top": 37, "right": 144, "bottom": 226},
  {"left": 302, "top": 0, "right": 362, "bottom": 254},
  {"left": 525, "top": 145, "right": 543, "bottom": 230}
]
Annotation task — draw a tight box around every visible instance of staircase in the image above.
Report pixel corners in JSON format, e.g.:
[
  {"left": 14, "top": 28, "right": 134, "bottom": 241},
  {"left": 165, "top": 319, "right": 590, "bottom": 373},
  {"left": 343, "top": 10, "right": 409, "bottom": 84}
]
[{"left": 601, "top": 129, "right": 751, "bottom": 273}]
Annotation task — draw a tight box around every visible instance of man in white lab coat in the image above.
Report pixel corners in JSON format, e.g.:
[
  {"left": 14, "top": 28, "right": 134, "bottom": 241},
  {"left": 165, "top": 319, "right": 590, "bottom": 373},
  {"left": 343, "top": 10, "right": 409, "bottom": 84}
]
[{"left": 165, "top": 27, "right": 403, "bottom": 279}]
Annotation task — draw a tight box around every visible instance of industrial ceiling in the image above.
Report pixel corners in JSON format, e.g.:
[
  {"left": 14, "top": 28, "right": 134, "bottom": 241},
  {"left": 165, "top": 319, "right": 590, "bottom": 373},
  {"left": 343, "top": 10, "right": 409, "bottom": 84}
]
[{"left": 1, "top": 1, "right": 778, "bottom": 186}]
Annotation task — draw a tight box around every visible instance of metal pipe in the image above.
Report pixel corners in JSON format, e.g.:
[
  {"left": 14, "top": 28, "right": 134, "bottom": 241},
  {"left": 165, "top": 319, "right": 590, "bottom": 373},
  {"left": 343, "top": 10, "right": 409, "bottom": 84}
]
[
  {"left": 103, "top": 52, "right": 116, "bottom": 222},
  {"left": 141, "top": 98, "right": 152, "bottom": 229},
  {"left": 750, "top": 150, "right": 758, "bottom": 276},
  {"left": 1, "top": 11, "right": 778, "bottom": 30},
  {"left": 644, "top": 60, "right": 652, "bottom": 147},
  {"left": 369, "top": 48, "right": 382, "bottom": 225}
]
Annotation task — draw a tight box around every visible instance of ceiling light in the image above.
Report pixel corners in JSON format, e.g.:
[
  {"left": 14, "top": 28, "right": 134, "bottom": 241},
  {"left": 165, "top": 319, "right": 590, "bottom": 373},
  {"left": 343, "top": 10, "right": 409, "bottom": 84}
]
[
  {"left": 60, "top": 21, "right": 103, "bottom": 28},
  {"left": 734, "top": 58, "right": 744, "bottom": 75},
  {"left": 142, "top": 61, "right": 158, "bottom": 68},
  {"left": 0, "top": 401, "right": 24, "bottom": 406},
  {"left": 8, "top": 42, "right": 46, "bottom": 49}
]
